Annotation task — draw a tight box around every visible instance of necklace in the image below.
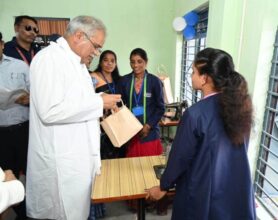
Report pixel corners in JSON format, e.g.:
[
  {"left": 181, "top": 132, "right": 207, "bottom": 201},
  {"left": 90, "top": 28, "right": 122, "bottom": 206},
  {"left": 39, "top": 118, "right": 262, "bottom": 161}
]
[{"left": 135, "top": 76, "right": 144, "bottom": 81}]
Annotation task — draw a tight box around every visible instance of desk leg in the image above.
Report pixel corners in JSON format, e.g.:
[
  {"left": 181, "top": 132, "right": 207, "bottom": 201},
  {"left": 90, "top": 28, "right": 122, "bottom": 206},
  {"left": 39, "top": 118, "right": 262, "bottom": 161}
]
[{"left": 137, "top": 198, "right": 145, "bottom": 220}]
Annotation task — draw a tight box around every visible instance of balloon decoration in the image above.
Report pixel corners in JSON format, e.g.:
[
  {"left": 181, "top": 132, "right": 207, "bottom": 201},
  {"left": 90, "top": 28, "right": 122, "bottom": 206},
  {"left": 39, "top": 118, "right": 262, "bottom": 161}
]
[
  {"left": 183, "top": 11, "right": 199, "bottom": 26},
  {"left": 183, "top": 26, "right": 196, "bottom": 40},
  {"left": 172, "top": 17, "right": 186, "bottom": 32},
  {"left": 172, "top": 11, "right": 199, "bottom": 40}
]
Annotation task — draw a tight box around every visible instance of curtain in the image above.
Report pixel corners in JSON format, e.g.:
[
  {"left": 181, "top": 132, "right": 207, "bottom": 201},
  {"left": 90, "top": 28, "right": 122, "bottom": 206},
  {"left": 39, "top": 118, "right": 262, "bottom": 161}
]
[{"left": 37, "top": 19, "right": 69, "bottom": 36}]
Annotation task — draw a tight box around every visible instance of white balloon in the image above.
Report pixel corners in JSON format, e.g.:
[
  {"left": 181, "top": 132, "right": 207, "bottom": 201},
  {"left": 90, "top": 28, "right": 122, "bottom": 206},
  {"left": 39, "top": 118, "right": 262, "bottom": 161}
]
[{"left": 172, "top": 17, "right": 186, "bottom": 32}]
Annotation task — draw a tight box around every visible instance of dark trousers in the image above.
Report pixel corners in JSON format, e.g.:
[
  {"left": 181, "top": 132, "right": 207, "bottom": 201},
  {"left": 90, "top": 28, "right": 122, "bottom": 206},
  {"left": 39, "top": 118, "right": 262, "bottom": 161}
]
[{"left": 0, "top": 121, "right": 29, "bottom": 220}]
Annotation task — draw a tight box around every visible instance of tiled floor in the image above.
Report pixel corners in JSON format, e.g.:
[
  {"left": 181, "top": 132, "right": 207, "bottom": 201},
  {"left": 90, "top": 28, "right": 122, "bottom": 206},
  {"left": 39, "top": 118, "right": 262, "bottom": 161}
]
[
  {"left": 101, "top": 201, "right": 172, "bottom": 220},
  {"left": 3, "top": 201, "right": 172, "bottom": 220}
]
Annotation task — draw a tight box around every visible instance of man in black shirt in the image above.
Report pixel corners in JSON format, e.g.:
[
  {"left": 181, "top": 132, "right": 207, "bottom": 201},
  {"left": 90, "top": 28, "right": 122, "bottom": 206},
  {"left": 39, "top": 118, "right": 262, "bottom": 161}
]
[{"left": 4, "top": 15, "right": 40, "bottom": 66}]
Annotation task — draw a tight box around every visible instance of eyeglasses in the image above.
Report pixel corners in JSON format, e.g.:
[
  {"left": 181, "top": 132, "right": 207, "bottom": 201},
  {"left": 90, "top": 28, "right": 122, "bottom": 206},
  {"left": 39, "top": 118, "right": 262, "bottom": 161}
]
[
  {"left": 83, "top": 32, "right": 102, "bottom": 55},
  {"left": 24, "top": 25, "right": 39, "bottom": 34}
]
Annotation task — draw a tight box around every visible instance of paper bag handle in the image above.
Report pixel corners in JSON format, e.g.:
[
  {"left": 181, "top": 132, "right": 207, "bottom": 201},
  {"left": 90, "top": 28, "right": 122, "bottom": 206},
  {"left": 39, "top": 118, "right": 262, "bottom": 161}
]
[
  {"left": 102, "top": 99, "right": 124, "bottom": 119},
  {"left": 157, "top": 64, "right": 168, "bottom": 77}
]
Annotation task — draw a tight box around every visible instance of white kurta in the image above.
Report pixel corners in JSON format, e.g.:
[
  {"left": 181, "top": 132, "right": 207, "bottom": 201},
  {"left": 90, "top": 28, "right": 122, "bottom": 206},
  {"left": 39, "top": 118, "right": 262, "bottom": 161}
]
[
  {"left": 26, "top": 37, "right": 103, "bottom": 220},
  {"left": 0, "top": 168, "right": 25, "bottom": 213}
]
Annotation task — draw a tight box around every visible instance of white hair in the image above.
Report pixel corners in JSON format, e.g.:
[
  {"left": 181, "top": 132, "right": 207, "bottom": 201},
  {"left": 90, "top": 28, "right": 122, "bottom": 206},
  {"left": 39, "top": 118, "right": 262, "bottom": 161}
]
[{"left": 65, "top": 15, "right": 106, "bottom": 37}]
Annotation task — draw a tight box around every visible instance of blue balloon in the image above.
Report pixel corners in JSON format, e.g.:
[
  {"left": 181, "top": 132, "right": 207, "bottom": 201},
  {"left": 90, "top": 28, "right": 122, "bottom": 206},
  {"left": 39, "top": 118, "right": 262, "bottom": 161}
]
[
  {"left": 183, "top": 26, "right": 196, "bottom": 40},
  {"left": 183, "top": 11, "right": 199, "bottom": 26}
]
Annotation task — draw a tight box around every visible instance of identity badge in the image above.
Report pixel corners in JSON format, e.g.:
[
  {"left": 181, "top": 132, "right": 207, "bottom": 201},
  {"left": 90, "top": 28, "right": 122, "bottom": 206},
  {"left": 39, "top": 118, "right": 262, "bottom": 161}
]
[{"left": 132, "top": 106, "right": 144, "bottom": 116}]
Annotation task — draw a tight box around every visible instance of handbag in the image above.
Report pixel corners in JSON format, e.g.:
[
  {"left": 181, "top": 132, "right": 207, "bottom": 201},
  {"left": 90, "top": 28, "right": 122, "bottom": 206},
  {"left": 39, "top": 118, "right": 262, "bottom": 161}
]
[
  {"left": 100, "top": 101, "right": 143, "bottom": 147},
  {"left": 157, "top": 64, "right": 174, "bottom": 104}
]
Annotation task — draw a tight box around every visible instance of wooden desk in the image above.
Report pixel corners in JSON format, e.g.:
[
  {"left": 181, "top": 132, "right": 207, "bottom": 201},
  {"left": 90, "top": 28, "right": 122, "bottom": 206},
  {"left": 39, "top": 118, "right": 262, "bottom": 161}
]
[
  {"left": 92, "top": 156, "right": 165, "bottom": 220},
  {"left": 159, "top": 120, "right": 179, "bottom": 127}
]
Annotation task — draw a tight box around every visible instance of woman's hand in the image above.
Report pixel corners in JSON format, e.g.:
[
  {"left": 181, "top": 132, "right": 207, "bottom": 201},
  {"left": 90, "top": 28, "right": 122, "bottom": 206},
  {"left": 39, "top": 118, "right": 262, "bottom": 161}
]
[
  {"left": 145, "top": 186, "right": 167, "bottom": 201},
  {"left": 139, "top": 124, "right": 151, "bottom": 138}
]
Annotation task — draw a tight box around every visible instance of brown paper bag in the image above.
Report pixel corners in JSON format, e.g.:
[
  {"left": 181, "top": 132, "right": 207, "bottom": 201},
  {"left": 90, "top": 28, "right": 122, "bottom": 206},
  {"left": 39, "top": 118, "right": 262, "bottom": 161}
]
[
  {"left": 157, "top": 65, "right": 174, "bottom": 104},
  {"left": 159, "top": 76, "right": 174, "bottom": 104},
  {"left": 100, "top": 103, "right": 143, "bottom": 147}
]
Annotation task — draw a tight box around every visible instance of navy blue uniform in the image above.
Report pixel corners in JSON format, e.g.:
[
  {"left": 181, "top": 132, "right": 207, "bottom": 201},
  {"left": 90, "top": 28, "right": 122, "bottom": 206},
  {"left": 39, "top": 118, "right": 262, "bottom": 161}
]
[
  {"left": 117, "top": 71, "right": 165, "bottom": 143},
  {"left": 161, "top": 94, "right": 256, "bottom": 220},
  {"left": 4, "top": 37, "right": 40, "bottom": 65}
]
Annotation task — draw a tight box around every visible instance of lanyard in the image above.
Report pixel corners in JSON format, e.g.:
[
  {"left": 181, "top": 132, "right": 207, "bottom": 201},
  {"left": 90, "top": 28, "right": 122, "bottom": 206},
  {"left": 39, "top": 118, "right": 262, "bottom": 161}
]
[
  {"left": 15, "top": 47, "right": 34, "bottom": 66},
  {"left": 129, "top": 74, "right": 147, "bottom": 123},
  {"left": 133, "top": 78, "right": 144, "bottom": 106},
  {"left": 100, "top": 72, "right": 115, "bottom": 94}
]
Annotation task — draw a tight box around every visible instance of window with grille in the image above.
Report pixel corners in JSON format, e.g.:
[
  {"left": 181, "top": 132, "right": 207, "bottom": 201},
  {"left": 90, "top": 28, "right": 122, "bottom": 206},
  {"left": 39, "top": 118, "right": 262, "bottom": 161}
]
[
  {"left": 254, "top": 28, "right": 278, "bottom": 218},
  {"left": 180, "top": 8, "right": 208, "bottom": 106}
]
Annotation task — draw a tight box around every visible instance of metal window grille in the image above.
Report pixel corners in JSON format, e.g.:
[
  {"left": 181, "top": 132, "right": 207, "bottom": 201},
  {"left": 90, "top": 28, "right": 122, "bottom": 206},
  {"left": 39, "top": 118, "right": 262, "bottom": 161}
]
[
  {"left": 180, "top": 9, "right": 208, "bottom": 106},
  {"left": 254, "top": 28, "right": 278, "bottom": 218}
]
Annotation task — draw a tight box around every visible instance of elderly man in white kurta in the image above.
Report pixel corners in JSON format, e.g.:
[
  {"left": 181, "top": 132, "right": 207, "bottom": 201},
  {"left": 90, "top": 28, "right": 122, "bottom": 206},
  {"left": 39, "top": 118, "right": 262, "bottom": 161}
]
[{"left": 26, "top": 16, "right": 121, "bottom": 220}]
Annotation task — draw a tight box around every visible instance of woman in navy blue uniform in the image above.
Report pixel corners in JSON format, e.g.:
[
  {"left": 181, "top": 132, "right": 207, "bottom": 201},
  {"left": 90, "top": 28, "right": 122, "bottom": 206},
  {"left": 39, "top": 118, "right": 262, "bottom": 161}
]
[
  {"left": 117, "top": 48, "right": 167, "bottom": 214},
  {"left": 146, "top": 48, "right": 256, "bottom": 220},
  {"left": 117, "top": 48, "right": 165, "bottom": 157}
]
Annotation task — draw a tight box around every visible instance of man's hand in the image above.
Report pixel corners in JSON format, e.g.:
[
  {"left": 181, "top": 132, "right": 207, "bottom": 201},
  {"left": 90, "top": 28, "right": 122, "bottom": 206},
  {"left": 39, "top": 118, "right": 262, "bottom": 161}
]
[
  {"left": 139, "top": 124, "right": 151, "bottom": 138},
  {"left": 101, "top": 93, "right": 121, "bottom": 110},
  {"left": 4, "top": 170, "right": 16, "bottom": 182},
  {"left": 145, "top": 186, "right": 167, "bottom": 201},
  {"left": 15, "top": 92, "right": 29, "bottom": 105}
]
